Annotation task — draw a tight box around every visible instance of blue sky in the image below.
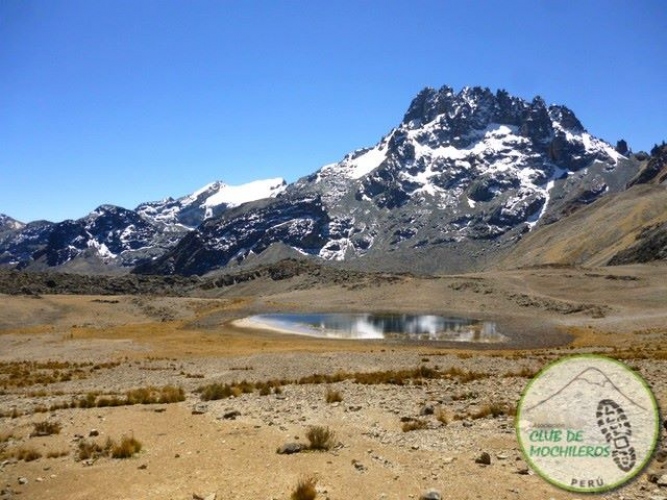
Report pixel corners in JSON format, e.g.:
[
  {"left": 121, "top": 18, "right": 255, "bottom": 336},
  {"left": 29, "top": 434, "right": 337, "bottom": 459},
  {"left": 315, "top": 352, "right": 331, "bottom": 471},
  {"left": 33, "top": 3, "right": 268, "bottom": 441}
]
[{"left": 1, "top": 0, "right": 665, "bottom": 223}]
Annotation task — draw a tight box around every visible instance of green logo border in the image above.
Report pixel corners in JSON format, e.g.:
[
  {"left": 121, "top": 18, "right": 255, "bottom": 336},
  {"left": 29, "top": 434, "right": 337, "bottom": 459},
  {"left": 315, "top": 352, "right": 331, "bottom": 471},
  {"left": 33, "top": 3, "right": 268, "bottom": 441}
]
[{"left": 515, "top": 354, "right": 660, "bottom": 493}]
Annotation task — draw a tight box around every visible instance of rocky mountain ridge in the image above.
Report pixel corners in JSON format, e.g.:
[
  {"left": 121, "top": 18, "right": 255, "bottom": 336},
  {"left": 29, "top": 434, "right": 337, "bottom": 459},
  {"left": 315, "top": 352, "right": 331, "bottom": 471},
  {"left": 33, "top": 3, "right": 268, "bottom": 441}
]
[
  {"left": 136, "top": 85, "right": 641, "bottom": 276},
  {"left": 0, "top": 178, "right": 286, "bottom": 272},
  {"left": 2, "top": 85, "right": 662, "bottom": 276},
  {"left": 0, "top": 214, "right": 25, "bottom": 232}
]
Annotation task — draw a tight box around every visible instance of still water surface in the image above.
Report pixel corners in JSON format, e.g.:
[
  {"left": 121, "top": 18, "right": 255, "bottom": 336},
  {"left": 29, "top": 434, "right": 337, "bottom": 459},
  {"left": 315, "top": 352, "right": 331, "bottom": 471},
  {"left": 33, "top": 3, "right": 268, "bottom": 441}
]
[{"left": 247, "top": 313, "right": 505, "bottom": 342}]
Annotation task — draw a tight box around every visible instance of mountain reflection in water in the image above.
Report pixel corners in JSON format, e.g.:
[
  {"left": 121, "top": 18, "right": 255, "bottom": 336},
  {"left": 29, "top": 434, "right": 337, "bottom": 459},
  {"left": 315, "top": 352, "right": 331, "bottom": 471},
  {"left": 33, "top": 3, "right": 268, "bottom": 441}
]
[{"left": 248, "top": 313, "right": 505, "bottom": 342}]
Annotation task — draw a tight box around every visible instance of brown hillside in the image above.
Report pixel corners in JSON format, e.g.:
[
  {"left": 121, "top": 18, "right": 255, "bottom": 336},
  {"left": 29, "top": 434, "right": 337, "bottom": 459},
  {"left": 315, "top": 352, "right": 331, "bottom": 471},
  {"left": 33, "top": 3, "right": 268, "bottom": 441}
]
[{"left": 497, "top": 184, "right": 667, "bottom": 269}]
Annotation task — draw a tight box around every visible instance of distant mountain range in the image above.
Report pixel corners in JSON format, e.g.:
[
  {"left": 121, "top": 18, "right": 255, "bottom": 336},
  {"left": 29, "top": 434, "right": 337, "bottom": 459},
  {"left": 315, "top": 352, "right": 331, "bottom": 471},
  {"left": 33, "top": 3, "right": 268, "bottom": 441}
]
[
  {"left": 0, "top": 178, "right": 286, "bottom": 272},
  {"left": 2, "top": 85, "right": 665, "bottom": 275}
]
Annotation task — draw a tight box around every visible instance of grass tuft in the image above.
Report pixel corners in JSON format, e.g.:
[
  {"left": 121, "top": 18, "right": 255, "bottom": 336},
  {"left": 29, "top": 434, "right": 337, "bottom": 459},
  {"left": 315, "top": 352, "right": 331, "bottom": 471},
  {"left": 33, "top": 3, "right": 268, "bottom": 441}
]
[
  {"left": 30, "top": 420, "right": 62, "bottom": 437},
  {"left": 435, "top": 408, "right": 450, "bottom": 425},
  {"left": 77, "top": 435, "right": 142, "bottom": 461},
  {"left": 401, "top": 419, "right": 428, "bottom": 432},
  {"left": 291, "top": 476, "right": 318, "bottom": 500},
  {"left": 77, "top": 439, "right": 109, "bottom": 461},
  {"left": 15, "top": 446, "right": 42, "bottom": 462},
  {"left": 111, "top": 435, "right": 142, "bottom": 459},
  {"left": 468, "top": 402, "right": 516, "bottom": 420},
  {"left": 324, "top": 387, "right": 343, "bottom": 403},
  {"left": 46, "top": 449, "right": 70, "bottom": 459},
  {"left": 305, "top": 426, "right": 336, "bottom": 451}
]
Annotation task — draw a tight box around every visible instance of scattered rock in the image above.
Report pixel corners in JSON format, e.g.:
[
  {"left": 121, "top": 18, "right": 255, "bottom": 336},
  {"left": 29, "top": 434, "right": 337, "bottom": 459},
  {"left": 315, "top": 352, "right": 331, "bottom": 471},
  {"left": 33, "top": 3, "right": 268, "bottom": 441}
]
[
  {"left": 475, "top": 452, "right": 491, "bottom": 465},
  {"left": 17, "top": 478, "right": 27, "bottom": 486},
  {"left": 420, "top": 489, "right": 442, "bottom": 500},
  {"left": 191, "top": 403, "right": 208, "bottom": 415},
  {"left": 658, "top": 474, "right": 667, "bottom": 487},
  {"left": 222, "top": 410, "right": 241, "bottom": 420},
  {"left": 276, "top": 442, "right": 304, "bottom": 455},
  {"left": 89, "top": 429, "right": 99, "bottom": 437},
  {"left": 193, "top": 494, "right": 216, "bottom": 500},
  {"left": 138, "top": 464, "right": 147, "bottom": 470},
  {"left": 352, "top": 459, "right": 366, "bottom": 472},
  {"left": 420, "top": 404, "right": 435, "bottom": 416}
]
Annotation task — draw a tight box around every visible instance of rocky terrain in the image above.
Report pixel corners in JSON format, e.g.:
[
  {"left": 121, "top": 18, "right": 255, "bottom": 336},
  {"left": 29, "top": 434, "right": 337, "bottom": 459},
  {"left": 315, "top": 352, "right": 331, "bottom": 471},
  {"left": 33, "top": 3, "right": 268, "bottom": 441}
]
[{"left": 1, "top": 263, "right": 666, "bottom": 499}]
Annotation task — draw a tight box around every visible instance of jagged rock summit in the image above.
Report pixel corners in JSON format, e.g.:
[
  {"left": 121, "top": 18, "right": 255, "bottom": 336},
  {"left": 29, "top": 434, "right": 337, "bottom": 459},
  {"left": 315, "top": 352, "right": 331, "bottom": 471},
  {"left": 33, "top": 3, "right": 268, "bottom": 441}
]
[{"left": 136, "top": 85, "right": 639, "bottom": 276}]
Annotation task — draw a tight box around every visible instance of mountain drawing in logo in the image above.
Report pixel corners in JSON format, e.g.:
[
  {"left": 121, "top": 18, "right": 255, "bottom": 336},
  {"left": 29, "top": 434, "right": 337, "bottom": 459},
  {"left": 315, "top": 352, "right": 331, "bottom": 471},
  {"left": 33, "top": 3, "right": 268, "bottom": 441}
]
[{"left": 523, "top": 366, "right": 647, "bottom": 413}]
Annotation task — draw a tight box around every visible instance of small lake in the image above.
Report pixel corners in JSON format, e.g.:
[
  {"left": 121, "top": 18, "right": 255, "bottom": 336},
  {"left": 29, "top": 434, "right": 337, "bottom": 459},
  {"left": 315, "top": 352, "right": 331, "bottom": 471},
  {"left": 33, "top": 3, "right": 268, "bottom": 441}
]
[{"left": 245, "top": 313, "right": 505, "bottom": 343}]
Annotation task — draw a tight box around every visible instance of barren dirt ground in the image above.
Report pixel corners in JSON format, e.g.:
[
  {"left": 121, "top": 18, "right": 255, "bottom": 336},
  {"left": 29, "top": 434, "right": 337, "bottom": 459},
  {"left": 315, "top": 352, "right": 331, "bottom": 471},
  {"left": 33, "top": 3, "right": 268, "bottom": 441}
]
[{"left": 1, "top": 265, "right": 666, "bottom": 500}]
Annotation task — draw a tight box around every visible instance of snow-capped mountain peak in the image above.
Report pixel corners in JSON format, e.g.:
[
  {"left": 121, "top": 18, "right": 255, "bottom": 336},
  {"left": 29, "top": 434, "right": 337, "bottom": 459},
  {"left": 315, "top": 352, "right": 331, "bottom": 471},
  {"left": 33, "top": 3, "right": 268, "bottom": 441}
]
[
  {"left": 136, "top": 177, "right": 287, "bottom": 228},
  {"left": 0, "top": 214, "right": 25, "bottom": 232},
  {"left": 202, "top": 178, "right": 287, "bottom": 215}
]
